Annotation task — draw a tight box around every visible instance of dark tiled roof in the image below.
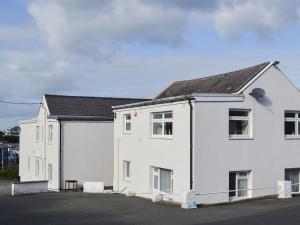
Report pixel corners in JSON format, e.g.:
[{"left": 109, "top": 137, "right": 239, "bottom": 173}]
[
  {"left": 45, "top": 94, "right": 148, "bottom": 120},
  {"left": 156, "top": 62, "right": 270, "bottom": 99}
]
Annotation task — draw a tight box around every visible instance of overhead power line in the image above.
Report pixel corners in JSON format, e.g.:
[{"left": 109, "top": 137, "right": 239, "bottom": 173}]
[{"left": 0, "top": 100, "right": 41, "bottom": 105}]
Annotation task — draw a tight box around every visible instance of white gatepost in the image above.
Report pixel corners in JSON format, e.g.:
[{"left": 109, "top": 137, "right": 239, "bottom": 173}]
[
  {"left": 277, "top": 180, "right": 292, "bottom": 199},
  {"left": 181, "top": 190, "right": 197, "bottom": 209}
]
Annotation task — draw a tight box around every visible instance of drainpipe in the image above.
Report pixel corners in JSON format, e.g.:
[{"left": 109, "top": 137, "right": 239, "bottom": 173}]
[
  {"left": 59, "top": 120, "right": 62, "bottom": 191},
  {"left": 188, "top": 98, "right": 194, "bottom": 190}
]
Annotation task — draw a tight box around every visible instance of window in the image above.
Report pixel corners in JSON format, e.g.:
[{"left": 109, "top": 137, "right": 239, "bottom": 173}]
[
  {"left": 285, "top": 112, "right": 300, "bottom": 137},
  {"left": 28, "top": 157, "right": 30, "bottom": 173},
  {"left": 48, "top": 125, "right": 53, "bottom": 144},
  {"left": 229, "top": 109, "right": 251, "bottom": 138},
  {"left": 124, "top": 114, "right": 131, "bottom": 132},
  {"left": 48, "top": 163, "right": 53, "bottom": 182},
  {"left": 285, "top": 168, "right": 300, "bottom": 193},
  {"left": 229, "top": 171, "right": 250, "bottom": 198},
  {"left": 152, "top": 167, "right": 173, "bottom": 194},
  {"left": 35, "top": 159, "right": 39, "bottom": 177},
  {"left": 36, "top": 126, "right": 40, "bottom": 142},
  {"left": 152, "top": 112, "right": 173, "bottom": 136},
  {"left": 123, "top": 161, "right": 130, "bottom": 180}
]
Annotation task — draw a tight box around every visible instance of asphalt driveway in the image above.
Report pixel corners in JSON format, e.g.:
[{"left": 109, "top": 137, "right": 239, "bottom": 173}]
[{"left": 0, "top": 179, "right": 300, "bottom": 225}]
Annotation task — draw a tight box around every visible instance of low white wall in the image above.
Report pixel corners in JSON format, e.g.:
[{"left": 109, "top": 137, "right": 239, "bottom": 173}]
[
  {"left": 83, "top": 182, "right": 104, "bottom": 193},
  {"left": 12, "top": 181, "right": 48, "bottom": 196}
]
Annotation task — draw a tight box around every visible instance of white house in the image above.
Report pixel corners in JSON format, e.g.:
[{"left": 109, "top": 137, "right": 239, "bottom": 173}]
[
  {"left": 113, "top": 61, "right": 300, "bottom": 205},
  {"left": 19, "top": 94, "right": 146, "bottom": 191}
]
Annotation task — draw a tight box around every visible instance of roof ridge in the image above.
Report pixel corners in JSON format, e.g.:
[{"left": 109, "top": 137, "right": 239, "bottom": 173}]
[{"left": 44, "top": 94, "right": 148, "bottom": 101}]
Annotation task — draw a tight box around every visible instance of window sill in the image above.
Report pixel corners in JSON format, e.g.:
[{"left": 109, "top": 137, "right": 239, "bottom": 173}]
[
  {"left": 285, "top": 136, "right": 300, "bottom": 140},
  {"left": 229, "top": 136, "right": 253, "bottom": 140},
  {"left": 122, "top": 178, "right": 131, "bottom": 183},
  {"left": 123, "top": 131, "right": 131, "bottom": 135},
  {"left": 150, "top": 135, "right": 173, "bottom": 140}
]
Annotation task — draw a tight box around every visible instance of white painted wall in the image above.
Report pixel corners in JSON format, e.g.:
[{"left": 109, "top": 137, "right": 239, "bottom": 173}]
[
  {"left": 114, "top": 65, "right": 300, "bottom": 204},
  {"left": 194, "top": 66, "right": 300, "bottom": 204},
  {"left": 20, "top": 96, "right": 114, "bottom": 191},
  {"left": 62, "top": 121, "right": 113, "bottom": 187},
  {"left": 114, "top": 101, "right": 191, "bottom": 202}
]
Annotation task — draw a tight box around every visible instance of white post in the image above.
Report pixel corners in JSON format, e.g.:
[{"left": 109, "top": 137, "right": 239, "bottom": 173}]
[
  {"left": 278, "top": 181, "right": 292, "bottom": 199},
  {"left": 181, "top": 190, "right": 197, "bottom": 209}
]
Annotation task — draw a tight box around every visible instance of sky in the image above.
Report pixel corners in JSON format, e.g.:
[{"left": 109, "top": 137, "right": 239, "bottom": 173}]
[{"left": 1, "top": 0, "right": 300, "bottom": 130}]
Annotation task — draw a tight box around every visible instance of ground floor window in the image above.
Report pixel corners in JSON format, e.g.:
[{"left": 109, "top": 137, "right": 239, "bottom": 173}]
[
  {"left": 152, "top": 167, "right": 173, "bottom": 194},
  {"left": 229, "top": 171, "right": 250, "bottom": 198},
  {"left": 123, "top": 161, "right": 131, "bottom": 180},
  {"left": 48, "top": 163, "right": 53, "bottom": 182},
  {"left": 285, "top": 168, "right": 300, "bottom": 193},
  {"left": 35, "top": 159, "right": 39, "bottom": 177}
]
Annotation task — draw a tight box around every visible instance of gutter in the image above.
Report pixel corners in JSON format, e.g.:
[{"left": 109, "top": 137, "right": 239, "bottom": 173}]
[{"left": 188, "top": 98, "right": 194, "bottom": 190}]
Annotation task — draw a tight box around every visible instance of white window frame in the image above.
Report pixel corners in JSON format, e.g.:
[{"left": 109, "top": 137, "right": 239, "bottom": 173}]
[
  {"left": 151, "top": 167, "right": 173, "bottom": 194},
  {"left": 151, "top": 111, "right": 173, "bottom": 138},
  {"left": 229, "top": 171, "right": 250, "bottom": 200},
  {"left": 284, "top": 111, "right": 300, "bottom": 138},
  {"left": 48, "top": 125, "right": 53, "bottom": 144},
  {"left": 123, "top": 160, "right": 131, "bottom": 181},
  {"left": 36, "top": 126, "right": 40, "bottom": 142},
  {"left": 48, "top": 163, "right": 53, "bottom": 182},
  {"left": 229, "top": 109, "right": 252, "bottom": 139},
  {"left": 35, "top": 159, "right": 39, "bottom": 177},
  {"left": 123, "top": 114, "right": 132, "bottom": 133}
]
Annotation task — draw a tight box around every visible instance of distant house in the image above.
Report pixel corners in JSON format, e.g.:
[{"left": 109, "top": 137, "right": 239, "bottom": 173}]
[
  {"left": 113, "top": 61, "right": 300, "bottom": 204},
  {"left": 19, "top": 95, "right": 147, "bottom": 191}
]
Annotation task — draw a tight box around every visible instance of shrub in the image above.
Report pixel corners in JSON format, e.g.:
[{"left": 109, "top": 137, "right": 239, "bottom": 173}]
[{"left": 0, "top": 166, "right": 19, "bottom": 180}]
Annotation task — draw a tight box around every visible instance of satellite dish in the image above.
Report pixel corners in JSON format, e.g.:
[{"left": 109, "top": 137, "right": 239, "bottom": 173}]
[{"left": 250, "top": 88, "right": 265, "bottom": 100}]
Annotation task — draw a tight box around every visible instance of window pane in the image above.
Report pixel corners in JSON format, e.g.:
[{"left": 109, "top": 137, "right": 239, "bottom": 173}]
[
  {"left": 125, "top": 122, "right": 131, "bottom": 131},
  {"left": 229, "top": 173, "right": 236, "bottom": 197},
  {"left": 298, "top": 122, "right": 300, "bottom": 135},
  {"left": 285, "top": 112, "right": 296, "bottom": 118},
  {"left": 285, "top": 169, "right": 300, "bottom": 192},
  {"left": 126, "top": 114, "right": 131, "bottom": 120},
  {"left": 164, "top": 112, "right": 173, "bottom": 119},
  {"left": 229, "top": 110, "right": 248, "bottom": 117},
  {"left": 154, "top": 175, "right": 158, "bottom": 189},
  {"left": 153, "top": 113, "right": 163, "bottom": 119},
  {"left": 160, "top": 168, "right": 172, "bottom": 193},
  {"left": 238, "top": 179, "right": 247, "bottom": 197},
  {"left": 229, "top": 120, "right": 249, "bottom": 135},
  {"left": 285, "top": 121, "right": 296, "bottom": 135},
  {"left": 153, "top": 122, "right": 163, "bottom": 135},
  {"left": 164, "top": 122, "right": 173, "bottom": 135}
]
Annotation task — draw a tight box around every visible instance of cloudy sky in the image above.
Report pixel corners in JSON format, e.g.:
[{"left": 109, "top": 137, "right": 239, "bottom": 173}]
[{"left": 1, "top": 0, "right": 300, "bottom": 130}]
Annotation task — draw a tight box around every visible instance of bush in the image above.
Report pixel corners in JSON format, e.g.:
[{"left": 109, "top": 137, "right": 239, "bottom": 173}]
[{"left": 0, "top": 166, "right": 19, "bottom": 180}]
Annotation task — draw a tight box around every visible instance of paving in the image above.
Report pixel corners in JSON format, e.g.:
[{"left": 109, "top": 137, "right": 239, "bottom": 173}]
[{"left": 0, "top": 179, "right": 300, "bottom": 225}]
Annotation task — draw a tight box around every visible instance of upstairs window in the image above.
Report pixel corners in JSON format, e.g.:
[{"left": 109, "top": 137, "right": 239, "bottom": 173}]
[
  {"left": 152, "top": 111, "right": 173, "bottom": 136},
  {"left": 124, "top": 114, "right": 131, "bottom": 133},
  {"left": 36, "top": 126, "right": 40, "bottom": 142},
  {"left": 48, "top": 125, "right": 53, "bottom": 144},
  {"left": 229, "top": 109, "right": 251, "bottom": 138},
  {"left": 285, "top": 111, "right": 300, "bottom": 137}
]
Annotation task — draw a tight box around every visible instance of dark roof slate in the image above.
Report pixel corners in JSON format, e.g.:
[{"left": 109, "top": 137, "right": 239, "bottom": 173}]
[
  {"left": 45, "top": 95, "right": 148, "bottom": 120},
  {"left": 156, "top": 62, "right": 270, "bottom": 99}
]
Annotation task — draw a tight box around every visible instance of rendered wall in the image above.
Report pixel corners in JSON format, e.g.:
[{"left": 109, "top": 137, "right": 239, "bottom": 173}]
[
  {"left": 194, "top": 66, "right": 300, "bottom": 204},
  {"left": 62, "top": 121, "right": 114, "bottom": 187}
]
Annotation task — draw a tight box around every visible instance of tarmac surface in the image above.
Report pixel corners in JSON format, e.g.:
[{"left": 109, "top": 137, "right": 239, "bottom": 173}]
[{"left": 1, "top": 179, "right": 300, "bottom": 225}]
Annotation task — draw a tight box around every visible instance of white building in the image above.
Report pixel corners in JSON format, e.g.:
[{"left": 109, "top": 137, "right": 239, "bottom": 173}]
[
  {"left": 19, "top": 94, "right": 146, "bottom": 191},
  {"left": 113, "top": 61, "right": 300, "bottom": 204}
]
